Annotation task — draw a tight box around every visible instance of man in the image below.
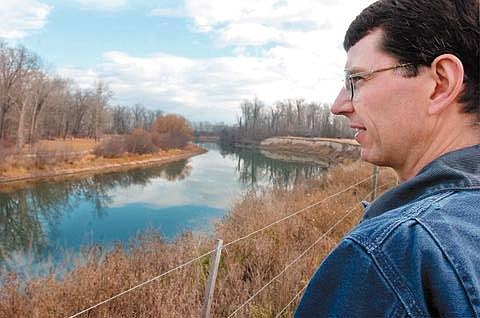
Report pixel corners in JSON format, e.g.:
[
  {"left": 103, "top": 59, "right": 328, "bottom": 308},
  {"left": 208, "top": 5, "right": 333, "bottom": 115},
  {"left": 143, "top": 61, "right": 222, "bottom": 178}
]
[{"left": 295, "top": 0, "right": 479, "bottom": 317}]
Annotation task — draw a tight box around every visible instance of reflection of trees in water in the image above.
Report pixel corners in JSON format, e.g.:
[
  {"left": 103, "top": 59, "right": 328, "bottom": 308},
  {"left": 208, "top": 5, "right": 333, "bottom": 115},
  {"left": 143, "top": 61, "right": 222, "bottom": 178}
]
[
  {"left": 0, "top": 160, "right": 191, "bottom": 262},
  {"left": 219, "top": 145, "right": 325, "bottom": 187},
  {"left": 0, "top": 191, "right": 48, "bottom": 263},
  {"left": 160, "top": 160, "right": 192, "bottom": 181}
]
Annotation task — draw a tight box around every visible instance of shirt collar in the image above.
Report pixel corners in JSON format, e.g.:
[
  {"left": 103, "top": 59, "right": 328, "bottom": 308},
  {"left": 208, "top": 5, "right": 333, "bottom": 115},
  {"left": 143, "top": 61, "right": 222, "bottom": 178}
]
[{"left": 364, "top": 144, "right": 480, "bottom": 220}]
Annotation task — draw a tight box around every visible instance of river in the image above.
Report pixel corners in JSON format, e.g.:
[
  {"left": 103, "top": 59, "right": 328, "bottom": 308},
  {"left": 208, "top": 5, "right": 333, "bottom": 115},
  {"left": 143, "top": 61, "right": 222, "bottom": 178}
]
[{"left": 0, "top": 142, "right": 326, "bottom": 274}]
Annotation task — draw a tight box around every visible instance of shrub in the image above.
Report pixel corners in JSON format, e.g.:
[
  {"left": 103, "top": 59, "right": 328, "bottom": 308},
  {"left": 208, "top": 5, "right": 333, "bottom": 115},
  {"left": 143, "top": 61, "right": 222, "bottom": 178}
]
[
  {"left": 125, "top": 129, "right": 157, "bottom": 155},
  {"left": 152, "top": 132, "right": 191, "bottom": 150},
  {"left": 93, "top": 136, "right": 126, "bottom": 158},
  {"left": 152, "top": 115, "right": 193, "bottom": 149}
]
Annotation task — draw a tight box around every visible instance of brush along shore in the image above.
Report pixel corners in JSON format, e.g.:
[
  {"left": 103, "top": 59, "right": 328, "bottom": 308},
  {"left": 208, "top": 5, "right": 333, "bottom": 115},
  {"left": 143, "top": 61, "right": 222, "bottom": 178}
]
[
  {"left": 0, "top": 140, "right": 205, "bottom": 191},
  {"left": 0, "top": 160, "right": 397, "bottom": 317}
]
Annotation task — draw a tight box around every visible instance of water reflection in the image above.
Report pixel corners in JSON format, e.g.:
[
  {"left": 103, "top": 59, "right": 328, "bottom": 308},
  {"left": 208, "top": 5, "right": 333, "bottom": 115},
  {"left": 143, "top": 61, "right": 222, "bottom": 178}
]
[
  {"left": 0, "top": 160, "right": 191, "bottom": 263},
  {"left": 0, "top": 144, "right": 325, "bottom": 269},
  {"left": 219, "top": 144, "right": 325, "bottom": 187}
]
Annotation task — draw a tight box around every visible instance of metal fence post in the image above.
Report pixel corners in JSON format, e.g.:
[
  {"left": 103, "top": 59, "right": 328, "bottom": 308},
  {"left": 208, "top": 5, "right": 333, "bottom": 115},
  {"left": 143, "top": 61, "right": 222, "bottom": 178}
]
[
  {"left": 201, "top": 239, "right": 223, "bottom": 318},
  {"left": 371, "top": 166, "right": 379, "bottom": 201}
]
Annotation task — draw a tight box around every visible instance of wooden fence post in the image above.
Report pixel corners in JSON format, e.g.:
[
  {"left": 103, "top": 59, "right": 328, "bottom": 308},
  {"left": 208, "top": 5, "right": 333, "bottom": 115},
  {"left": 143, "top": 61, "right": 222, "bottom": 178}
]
[
  {"left": 371, "top": 166, "right": 379, "bottom": 201},
  {"left": 201, "top": 239, "right": 223, "bottom": 318}
]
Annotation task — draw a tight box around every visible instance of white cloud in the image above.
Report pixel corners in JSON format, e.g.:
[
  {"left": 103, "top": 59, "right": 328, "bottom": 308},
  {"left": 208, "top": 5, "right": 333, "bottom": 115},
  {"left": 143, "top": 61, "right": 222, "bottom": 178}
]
[
  {"left": 185, "top": 0, "right": 373, "bottom": 41},
  {"left": 57, "top": 47, "right": 342, "bottom": 122},
  {"left": 56, "top": 65, "right": 100, "bottom": 89},
  {"left": 149, "top": 6, "right": 187, "bottom": 18},
  {"left": 218, "top": 23, "right": 282, "bottom": 46},
  {"left": 0, "top": 0, "right": 51, "bottom": 39},
  {"left": 58, "top": 0, "right": 377, "bottom": 122},
  {"left": 74, "top": 0, "right": 127, "bottom": 11}
]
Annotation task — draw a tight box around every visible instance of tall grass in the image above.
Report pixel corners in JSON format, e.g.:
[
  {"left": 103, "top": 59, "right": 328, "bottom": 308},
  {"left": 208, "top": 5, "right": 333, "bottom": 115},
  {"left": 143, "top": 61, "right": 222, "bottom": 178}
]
[
  {"left": 0, "top": 141, "right": 85, "bottom": 176},
  {"left": 0, "top": 161, "right": 397, "bottom": 317}
]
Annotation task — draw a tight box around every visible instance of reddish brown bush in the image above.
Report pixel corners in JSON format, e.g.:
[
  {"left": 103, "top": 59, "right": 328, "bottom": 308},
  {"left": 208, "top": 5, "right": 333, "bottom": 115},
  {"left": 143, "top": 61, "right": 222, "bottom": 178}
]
[
  {"left": 152, "top": 114, "right": 193, "bottom": 149},
  {"left": 125, "top": 129, "right": 157, "bottom": 154},
  {"left": 152, "top": 132, "right": 191, "bottom": 150},
  {"left": 93, "top": 136, "right": 126, "bottom": 158}
]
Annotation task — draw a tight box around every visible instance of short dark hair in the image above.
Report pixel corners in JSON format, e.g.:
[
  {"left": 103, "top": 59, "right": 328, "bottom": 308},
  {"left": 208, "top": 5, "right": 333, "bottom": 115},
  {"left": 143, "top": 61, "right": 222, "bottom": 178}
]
[{"left": 344, "top": 0, "right": 479, "bottom": 116}]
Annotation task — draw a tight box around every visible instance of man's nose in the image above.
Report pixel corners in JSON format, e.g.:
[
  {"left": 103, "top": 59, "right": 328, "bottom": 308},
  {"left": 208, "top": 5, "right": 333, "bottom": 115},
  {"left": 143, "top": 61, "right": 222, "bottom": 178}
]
[{"left": 331, "top": 87, "right": 354, "bottom": 116}]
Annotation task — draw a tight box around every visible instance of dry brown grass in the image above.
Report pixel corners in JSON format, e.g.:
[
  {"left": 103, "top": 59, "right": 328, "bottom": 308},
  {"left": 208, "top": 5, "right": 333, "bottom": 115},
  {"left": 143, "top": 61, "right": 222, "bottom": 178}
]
[
  {"left": 0, "top": 138, "right": 203, "bottom": 188},
  {"left": 33, "top": 138, "right": 97, "bottom": 153},
  {"left": 0, "top": 161, "right": 397, "bottom": 317}
]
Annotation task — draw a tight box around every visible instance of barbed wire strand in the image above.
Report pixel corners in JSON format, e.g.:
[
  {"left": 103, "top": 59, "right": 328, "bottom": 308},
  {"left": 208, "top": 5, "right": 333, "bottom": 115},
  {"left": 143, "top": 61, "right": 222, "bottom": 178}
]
[
  {"left": 67, "top": 176, "right": 387, "bottom": 318},
  {"left": 275, "top": 283, "right": 308, "bottom": 318},
  {"left": 67, "top": 248, "right": 216, "bottom": 318},
  {"left": 223, "top": 175, "right": 372, "bottom": 249},
  {"left": 227, "top": 199, "right": 364, "bottom": 317},
  {"left": 272, "top": 183, "right": 396, "bottom": 318},
  {"left": 378, "top": 181, "right": 395, "bottom": 192}
]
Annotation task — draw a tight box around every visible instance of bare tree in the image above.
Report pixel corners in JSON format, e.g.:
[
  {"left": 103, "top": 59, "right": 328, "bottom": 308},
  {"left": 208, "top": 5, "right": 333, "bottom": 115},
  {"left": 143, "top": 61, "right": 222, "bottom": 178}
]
[
  {"left": 7, "top": 51, "right": 41, "bottom": 150},
  {"left": 132, "top": 103, "right": 146, "bottom": 129},
  {"left": 220, "top": 98, "right": 354, "bottom": 145},
  {"left": 27, "top": 73, "right": 55, "bottom": 144},
  {"left": 0, "top": 44, "right": 39, "bottom": 140},
  {"left": 110, "top": 105, "right": 133, "bottom": 134},
  {"left": 86, "top": 81, "right": 112, "bottom": 141},
  {"left": 69, "top": 88, "right": 92, "bottom": 137},
  {"left": 0, "top": 42, "right": 170, "bottom": 145}
]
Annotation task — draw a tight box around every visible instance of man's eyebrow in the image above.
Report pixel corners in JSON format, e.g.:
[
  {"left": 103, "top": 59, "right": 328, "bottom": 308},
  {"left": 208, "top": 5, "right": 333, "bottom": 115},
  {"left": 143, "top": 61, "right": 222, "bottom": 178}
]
[{"left": 344, "top": 67, "right": 367, "bottom": 75}]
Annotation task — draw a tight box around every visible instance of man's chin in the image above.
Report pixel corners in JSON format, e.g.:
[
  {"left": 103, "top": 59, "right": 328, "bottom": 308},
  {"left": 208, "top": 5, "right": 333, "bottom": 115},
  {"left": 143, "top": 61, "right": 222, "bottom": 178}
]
[
  {"left": 360, "top": 148, "right": 384, "bottom": 166},
  {"left": 360, "top": 147, "right": 369, "bottom": 162}
]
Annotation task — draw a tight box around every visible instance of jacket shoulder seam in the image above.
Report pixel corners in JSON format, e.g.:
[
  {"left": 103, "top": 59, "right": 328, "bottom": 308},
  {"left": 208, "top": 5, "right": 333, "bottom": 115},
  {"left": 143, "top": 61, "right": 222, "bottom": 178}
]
[
  {"left": 349, "top": 191, "right": 455, "bottom": 252},
  {"left": 344, "top": 237, "right": 424, "bottom": 316}
]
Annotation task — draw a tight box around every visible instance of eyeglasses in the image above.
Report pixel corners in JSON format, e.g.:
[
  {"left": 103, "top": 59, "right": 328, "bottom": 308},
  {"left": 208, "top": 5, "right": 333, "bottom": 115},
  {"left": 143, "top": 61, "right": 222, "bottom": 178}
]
[{"left": 344, "top": 63, "right": 414, "bottom": 101}]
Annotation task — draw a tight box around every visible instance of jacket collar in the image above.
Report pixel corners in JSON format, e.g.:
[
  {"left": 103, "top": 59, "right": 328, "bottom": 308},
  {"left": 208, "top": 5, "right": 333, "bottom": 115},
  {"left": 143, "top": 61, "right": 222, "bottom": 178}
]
[{"left": 364, "top": 144, "right": 480, "bottom": 220}]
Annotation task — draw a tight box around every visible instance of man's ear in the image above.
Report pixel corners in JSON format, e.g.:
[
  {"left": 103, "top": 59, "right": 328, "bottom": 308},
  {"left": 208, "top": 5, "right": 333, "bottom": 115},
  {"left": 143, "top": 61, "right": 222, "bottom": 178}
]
[{"left": 427, "top": 54, "right": 464, "bottom": 115}]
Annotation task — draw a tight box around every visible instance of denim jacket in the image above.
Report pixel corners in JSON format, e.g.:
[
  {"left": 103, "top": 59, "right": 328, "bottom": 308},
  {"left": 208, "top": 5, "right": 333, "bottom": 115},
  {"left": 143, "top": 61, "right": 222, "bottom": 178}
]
[{"left": 295, "top": 144, "right": 480, "bottom": 317}]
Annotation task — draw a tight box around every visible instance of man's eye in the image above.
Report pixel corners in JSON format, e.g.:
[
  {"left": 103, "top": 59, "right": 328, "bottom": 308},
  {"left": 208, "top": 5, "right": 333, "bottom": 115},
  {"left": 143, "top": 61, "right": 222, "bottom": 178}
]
[{"left": 351, "top": 75, "right": 364, "bottom": 83}]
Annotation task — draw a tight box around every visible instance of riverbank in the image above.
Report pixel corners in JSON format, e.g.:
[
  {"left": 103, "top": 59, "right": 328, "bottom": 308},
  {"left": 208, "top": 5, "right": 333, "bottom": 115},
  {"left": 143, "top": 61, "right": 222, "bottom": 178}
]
[
  {"left": 231, "top": 136, "right": 360, "bottom": 166},
  {"left": 194, "top": 135, "right": 220, "bottom": 142},
  {"left": 0, "top": 142, "right": 205, "bottom": 191},
  {"left": 0, "top": 160, "right": 397, "bottom": 317}
]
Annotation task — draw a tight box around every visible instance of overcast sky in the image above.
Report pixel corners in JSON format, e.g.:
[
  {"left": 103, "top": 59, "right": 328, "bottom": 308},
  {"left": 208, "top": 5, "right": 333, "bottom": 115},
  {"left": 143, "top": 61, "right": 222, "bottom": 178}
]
[{"left": 0, "top": 0, "right": 375, "bottom": 123}]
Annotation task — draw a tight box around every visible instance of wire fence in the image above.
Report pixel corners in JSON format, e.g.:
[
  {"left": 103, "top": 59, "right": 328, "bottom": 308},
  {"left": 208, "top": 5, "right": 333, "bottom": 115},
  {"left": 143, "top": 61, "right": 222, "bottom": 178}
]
[
  {"left": 223, "top": 175, "right": 373, "bottom": 249},
  {"left": 66, "top": 170, "right": 392, "bottom": 318},
  {"left": 273, "top": 181, "right": 395, "bottom": 317},
  {"left": 226, "top": 200, "right": 364, "bottom": 317},
  {"left": 228, "top": 181, "right": 394, "bottom": 317},
  {"left": 67, "top": 249, "right": 216, "bottom": 318}
]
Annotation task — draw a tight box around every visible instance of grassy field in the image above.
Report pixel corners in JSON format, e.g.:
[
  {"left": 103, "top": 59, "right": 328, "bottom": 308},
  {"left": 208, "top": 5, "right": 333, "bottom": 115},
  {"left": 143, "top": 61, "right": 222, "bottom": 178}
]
[{"left": 0, "top": 160, "right": 397, "bottom": 317}]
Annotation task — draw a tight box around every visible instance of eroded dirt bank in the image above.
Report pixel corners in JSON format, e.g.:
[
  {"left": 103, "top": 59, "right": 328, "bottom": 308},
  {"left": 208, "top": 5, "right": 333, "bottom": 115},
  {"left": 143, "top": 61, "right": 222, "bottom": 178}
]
[{"left": 259, "top": 136, "right": 360, "bottom": 166}]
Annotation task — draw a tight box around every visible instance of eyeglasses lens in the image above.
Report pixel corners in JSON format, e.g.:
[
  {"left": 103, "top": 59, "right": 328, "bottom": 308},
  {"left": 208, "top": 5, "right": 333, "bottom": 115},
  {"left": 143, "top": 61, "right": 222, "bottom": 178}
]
[{"left": 344, "top": 76, "right": 354, "bottom": 100}]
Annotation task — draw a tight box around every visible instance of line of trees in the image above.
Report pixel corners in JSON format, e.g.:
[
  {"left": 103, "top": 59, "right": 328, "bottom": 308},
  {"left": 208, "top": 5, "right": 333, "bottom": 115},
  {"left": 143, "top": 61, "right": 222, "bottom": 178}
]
[
  {"left": 0, "top": 42, "right": 163, "bottom": 150},
  {"left": 191, "top": 121, "right": 228, "bottom": 138},
  {"left": 1, "top": 41, "right": 352, "bottom": 152},
  {"left": 220, "top": 97, "right": 353, "bottom": 144}
]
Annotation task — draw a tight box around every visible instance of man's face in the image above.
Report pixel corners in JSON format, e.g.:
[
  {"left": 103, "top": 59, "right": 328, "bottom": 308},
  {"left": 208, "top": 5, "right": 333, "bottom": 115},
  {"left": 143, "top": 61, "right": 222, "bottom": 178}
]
[{"left": 331, "top": 29, "right": 432, "bottom": 171}]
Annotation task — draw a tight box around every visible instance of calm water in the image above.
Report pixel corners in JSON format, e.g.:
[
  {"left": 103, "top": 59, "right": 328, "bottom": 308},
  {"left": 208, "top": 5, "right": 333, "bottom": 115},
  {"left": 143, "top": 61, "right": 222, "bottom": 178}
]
[{"left": 0, "top": 143, "right": 325, "bottom": 272}]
